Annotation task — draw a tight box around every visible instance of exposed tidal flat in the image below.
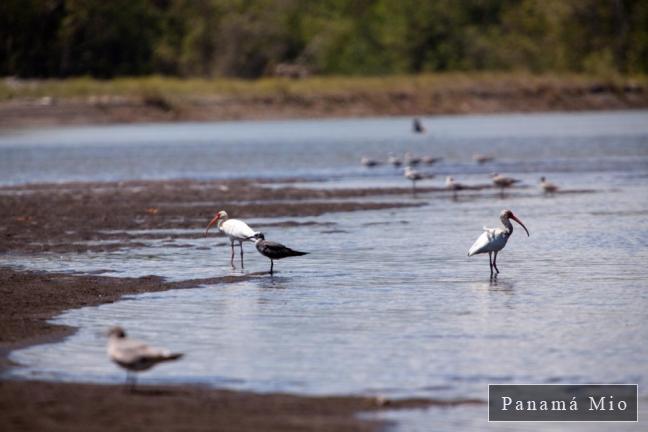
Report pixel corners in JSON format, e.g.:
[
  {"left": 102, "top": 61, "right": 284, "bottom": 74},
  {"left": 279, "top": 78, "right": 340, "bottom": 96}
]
[{"left": 1, "top": 111, "right": 647, "bottom": 431}]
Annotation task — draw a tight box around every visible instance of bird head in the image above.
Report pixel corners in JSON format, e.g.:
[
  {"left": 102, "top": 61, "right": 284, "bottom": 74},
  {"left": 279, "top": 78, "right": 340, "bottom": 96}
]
[
  {"left": 540, "top": 176, "right": 546, "bottom": 182},
  {"left": 205, "top": 210, "right": 228, "bottom": 236},
  {"left": 108, "top": 326, "right": 126, "bottom": 339},
  {"left": 501, "top": 209, "right": 530, "bottom": 236}
]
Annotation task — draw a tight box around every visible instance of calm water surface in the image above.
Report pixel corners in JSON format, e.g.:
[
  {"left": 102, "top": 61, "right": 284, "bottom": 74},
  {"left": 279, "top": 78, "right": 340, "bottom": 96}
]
[{"left": 2, "top": 111, "right": 648, "bottom": 431}]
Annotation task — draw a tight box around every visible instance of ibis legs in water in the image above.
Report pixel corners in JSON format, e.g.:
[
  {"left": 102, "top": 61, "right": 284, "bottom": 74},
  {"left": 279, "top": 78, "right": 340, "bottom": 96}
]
[
  {"left": 488, "top": 251, "right": 500, "bottom": 278},
  {"left": 230, "top": 240, "right": 245, "bottom": 268}
]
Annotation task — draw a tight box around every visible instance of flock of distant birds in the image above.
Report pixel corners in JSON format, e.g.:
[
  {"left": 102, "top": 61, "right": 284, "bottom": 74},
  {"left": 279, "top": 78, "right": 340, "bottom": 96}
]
[
  {"left": 362, "top": 152, "right": 559, "bottom": 197},
  {"left": 105, "top": 117, "right": 559, "bottom": 389},
  {"left": 361, "top": 118, "right": 560, "bottom": 197}
]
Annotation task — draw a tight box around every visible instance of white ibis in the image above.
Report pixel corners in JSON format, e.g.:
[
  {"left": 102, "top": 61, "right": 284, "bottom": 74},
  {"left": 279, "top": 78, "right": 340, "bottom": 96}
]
[
  {"left": 413, "top": 118, "right": 426, "bottom": 133},
  {"left": 107, "top": 326, "right": 182, "bottom": 391},
  {"left": 468, "top": 209, "right": 530, "bottom": 278},
  {"left": 422, "top": 156, "right": 442, "bottom": 165},
  {"left": 388, "top": 153, "right": 402, "bottom": 167},
  {"left": 539, "top": 176, "right": 559, "bottom": 194},
  {"left": 445, "top": 176, "right": 465, "bottom": 199},
  {"left": 254, "top": 233, "right": 308, "bottom": 275},
  {"left": 361, "top": 156, "right": 381, "bottom": 167},
  {"left": 205, "top": 210, "right": 260, "bottom": 268},
  {"left": 473, "top": 153, "right": 494, "bottom": 164},
  {"left": 491, "top": 173, "right": 521, "bottom": 196}
]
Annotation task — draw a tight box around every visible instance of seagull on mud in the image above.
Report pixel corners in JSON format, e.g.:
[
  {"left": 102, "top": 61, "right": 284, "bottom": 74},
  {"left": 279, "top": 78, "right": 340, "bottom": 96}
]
[
  {"left": 468, "top": 209, "right": 530, "bottom": 278},
  {"left": 107, "top": 326, "right": 183, "bottom": 391},
  {"left": 254, "top": 233, "right": 308, "bottom": 275},
  {"left": 205, "top": 210, "right": 261, "bottom": 268}
]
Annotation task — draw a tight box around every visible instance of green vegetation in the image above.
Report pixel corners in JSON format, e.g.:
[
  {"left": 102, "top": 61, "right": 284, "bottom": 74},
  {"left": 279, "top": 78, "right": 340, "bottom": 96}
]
[
  {"left": 1, "top": 72, "right": 644, "bottom": 102},
  {"left": 2, "top": 1, "right": 648, "bottom": 79}
]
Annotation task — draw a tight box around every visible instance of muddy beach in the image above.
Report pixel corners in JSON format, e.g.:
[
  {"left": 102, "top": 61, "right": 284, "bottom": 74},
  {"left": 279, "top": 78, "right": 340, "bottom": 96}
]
[{"left": 0, "top": 178, "right": 460, "bottom": 432}]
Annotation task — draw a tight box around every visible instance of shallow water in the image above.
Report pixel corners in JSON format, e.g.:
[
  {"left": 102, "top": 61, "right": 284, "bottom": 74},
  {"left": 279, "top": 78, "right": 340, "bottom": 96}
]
[
  {"left": 3, "top": 111, "right": 648, "bottom": 431},
  {"left": 1, "top": 111, "right": 648, "bottom": 185}
]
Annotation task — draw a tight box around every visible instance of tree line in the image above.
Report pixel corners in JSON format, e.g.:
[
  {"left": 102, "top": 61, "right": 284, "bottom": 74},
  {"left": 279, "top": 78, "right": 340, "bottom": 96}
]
[{"left": 2, "top": 0, "right": 647, "bottom": 79}]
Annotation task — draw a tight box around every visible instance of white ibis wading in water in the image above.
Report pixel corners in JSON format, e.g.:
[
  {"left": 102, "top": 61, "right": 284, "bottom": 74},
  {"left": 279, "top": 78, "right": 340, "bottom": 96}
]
[
  {"left": 205, "top": 210, "right": 260, "bottom": 268},
  {"left": 254, "top": 233, "right": 308, "bottom": 275},
  {"left": 539, "top": 176, "right": 559, "bottom": 194},
  {"left": 468, "top": 209, "right": 530, "bottom": 278},
  {"left": 107, "top": 326, "right": 183, "bottom": 391}
]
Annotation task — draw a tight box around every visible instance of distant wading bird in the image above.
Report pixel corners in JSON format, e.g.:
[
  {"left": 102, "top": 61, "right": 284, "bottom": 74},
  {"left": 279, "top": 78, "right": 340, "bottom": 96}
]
[
  {"left": 361, "top": 156, "right": 381, "bottom": 167},
  {"left": 539, "top": 176, "right": 559, "bottom": 194},
  {"left": 254, "top": 233, "right": 308, "bottom": 275},
  {"left": 468, "top": 209, "right": 530, "bottom": 278},
  {"left": 205, "top": 210, "right": 260, "bottom": 268},
  {"left": 445, "top": 176, "right": 465, "bottom": 199},
  {"left": 413, "top": 118, "right": 426, "bottom": 133},
  {"left": 107, "top": 326, "right": 183, "bottom": 391},
  {"left": 473, "top": 154, "right": 494, "bottom": 164},
  {"left": 404, "top": 166, "right": 431, "bottom": 195},
  {"left": 491, "top": 173, "right": 521, "bottom": 196}
]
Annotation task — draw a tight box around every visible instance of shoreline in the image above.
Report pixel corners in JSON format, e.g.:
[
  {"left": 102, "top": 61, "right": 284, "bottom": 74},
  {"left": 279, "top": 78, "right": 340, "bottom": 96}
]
[
  {"left": 1, "top": 73, "right": 646, "bottom": 129},
  {"left": 0, "top": 177, "right": 484, "bottom": 431}
]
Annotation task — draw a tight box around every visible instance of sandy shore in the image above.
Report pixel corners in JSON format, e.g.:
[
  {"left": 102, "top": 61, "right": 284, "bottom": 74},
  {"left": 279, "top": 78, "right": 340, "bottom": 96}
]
[{"left": 0, "top": 178, "right": 485, "bottom": 431}]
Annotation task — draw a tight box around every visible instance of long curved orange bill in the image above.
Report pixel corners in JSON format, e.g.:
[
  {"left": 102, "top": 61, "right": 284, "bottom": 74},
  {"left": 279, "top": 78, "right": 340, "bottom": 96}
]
[
  {"left": 204, "top": 214, "right": 220, "bottom": 236},
  {"left": 510, "top": 214, "right": 530, "bottom": 236}
]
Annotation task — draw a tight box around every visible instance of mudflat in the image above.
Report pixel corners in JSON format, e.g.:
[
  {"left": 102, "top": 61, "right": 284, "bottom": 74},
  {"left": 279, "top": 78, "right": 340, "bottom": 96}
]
[{"left": 1, "top": 178, "right": 468, "bottom": 432}]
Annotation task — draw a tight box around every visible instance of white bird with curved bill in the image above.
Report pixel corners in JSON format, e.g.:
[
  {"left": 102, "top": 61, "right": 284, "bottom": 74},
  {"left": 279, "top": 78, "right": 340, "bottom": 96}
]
[
  {"left": 468, "top": 209, "right": 530, "bottom": 278},
  {"left": 107, "top": 326, "right": 183, "bottom": 391},
  {"left": 205, "top": 210, "right": 260, "bottom": 268}
]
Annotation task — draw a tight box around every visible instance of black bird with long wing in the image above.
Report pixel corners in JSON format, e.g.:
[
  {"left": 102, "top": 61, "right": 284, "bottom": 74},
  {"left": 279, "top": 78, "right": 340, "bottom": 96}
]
[{"left": 253, "top": 233, "right": 308, "bottom": 274}]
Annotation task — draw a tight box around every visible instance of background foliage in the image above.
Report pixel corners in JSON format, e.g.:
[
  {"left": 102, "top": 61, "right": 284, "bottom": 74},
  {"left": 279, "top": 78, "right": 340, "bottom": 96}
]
[{"left": 2, "top": 0, "right": 647, "bottom": 78}]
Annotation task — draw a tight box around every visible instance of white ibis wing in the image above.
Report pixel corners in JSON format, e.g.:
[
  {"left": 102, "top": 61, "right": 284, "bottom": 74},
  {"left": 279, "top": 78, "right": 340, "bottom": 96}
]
[
  {"left": 468, "top": 228, "right": 504, "bottom": 256},
  {"left": 221, "top": 219, "right": 256, "bottom": 240}
]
